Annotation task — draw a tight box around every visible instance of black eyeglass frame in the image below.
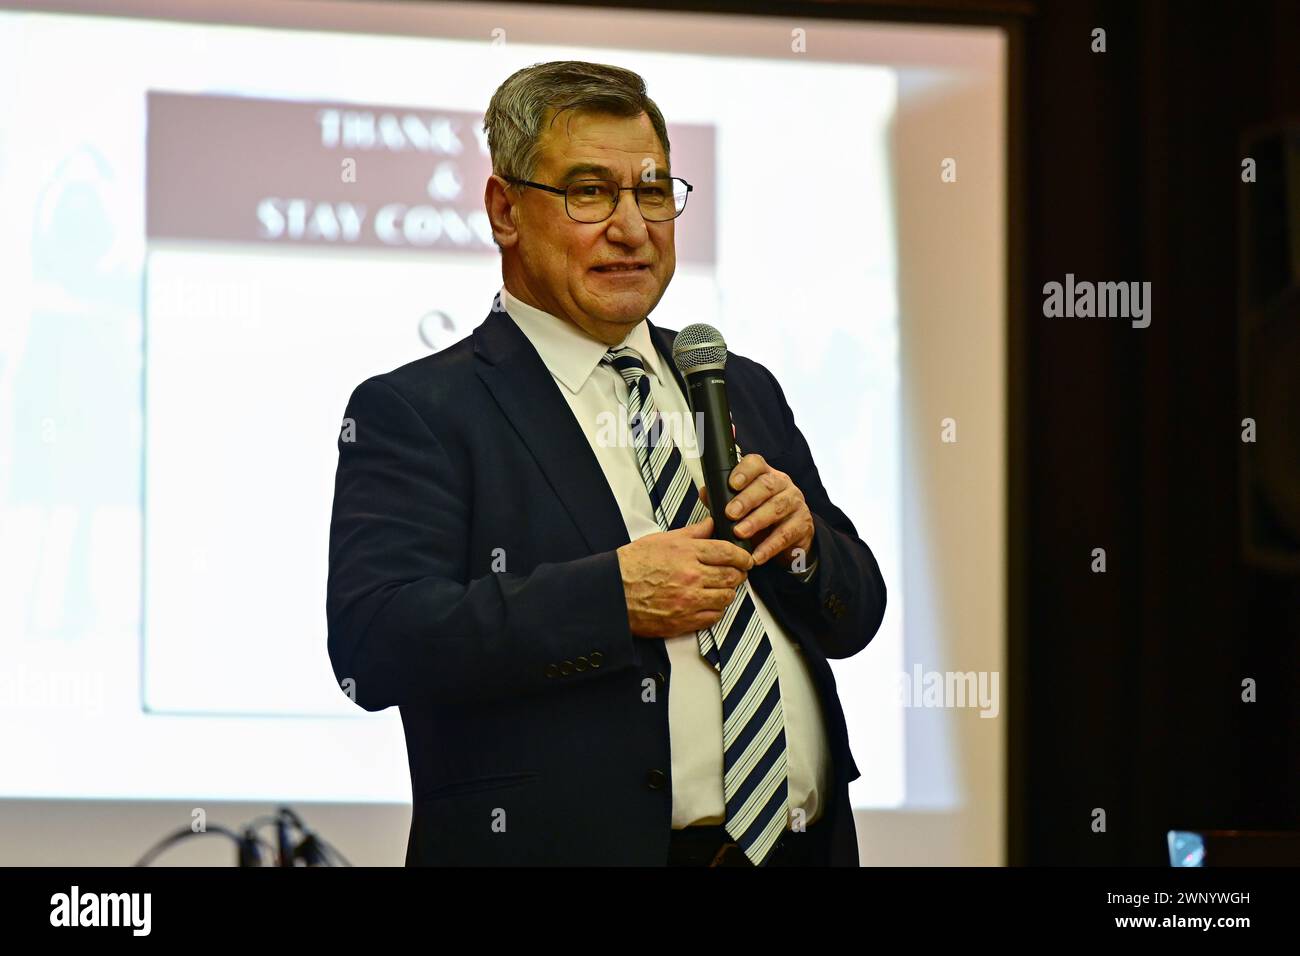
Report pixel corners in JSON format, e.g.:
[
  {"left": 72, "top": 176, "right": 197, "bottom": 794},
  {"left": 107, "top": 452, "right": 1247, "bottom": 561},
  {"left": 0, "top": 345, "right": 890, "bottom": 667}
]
[{"left": 506, "top": 176, "right": 694, "bottom": 222}]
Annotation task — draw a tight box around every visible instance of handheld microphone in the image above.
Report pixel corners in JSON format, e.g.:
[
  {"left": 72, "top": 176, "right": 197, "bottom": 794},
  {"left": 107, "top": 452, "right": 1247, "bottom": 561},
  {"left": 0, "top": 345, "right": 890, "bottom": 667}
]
[{"left": 672, "top": 324, "right": 752, "bottom": 553}]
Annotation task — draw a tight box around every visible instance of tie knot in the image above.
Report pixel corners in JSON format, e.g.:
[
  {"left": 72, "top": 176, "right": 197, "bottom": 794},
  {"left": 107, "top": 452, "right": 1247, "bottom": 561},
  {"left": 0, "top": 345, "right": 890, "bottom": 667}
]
[{"left": 602, "top": 346, "right": 647, "bottom": 377}]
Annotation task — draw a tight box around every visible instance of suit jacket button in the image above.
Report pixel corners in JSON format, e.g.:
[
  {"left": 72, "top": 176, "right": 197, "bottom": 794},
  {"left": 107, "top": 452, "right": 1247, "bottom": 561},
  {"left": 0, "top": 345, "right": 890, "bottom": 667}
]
[
  {"left": 560, "top": 660, "right": 575, "bottom": 676},
  {"left": 590, "top": 651, "right": 604, "bottom": 667},
  {"left": 544, "top": 663, "right": 560, "bottom": 678},
  {"left": 645, "top": 769, "right": 667, "bottom": 790}
]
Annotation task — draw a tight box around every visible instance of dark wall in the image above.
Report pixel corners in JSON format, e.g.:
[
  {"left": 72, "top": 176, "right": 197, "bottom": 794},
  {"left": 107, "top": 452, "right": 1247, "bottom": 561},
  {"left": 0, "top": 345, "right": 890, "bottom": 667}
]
[{"left": 1018, "top": 0, "right": 1300, "bottom": 864}]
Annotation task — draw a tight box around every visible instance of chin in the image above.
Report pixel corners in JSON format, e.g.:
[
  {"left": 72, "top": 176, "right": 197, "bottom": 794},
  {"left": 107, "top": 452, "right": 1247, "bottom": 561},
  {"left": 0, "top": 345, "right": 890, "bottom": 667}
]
[{"left": 583, "top": 295, "right": 655, "bottom": 325}]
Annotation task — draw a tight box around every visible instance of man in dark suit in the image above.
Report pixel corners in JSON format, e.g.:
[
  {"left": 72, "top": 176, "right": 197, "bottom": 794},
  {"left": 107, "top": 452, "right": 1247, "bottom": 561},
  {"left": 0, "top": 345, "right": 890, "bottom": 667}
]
[{"left": 326, "top": 61, "right": 887, "bottom": 866}]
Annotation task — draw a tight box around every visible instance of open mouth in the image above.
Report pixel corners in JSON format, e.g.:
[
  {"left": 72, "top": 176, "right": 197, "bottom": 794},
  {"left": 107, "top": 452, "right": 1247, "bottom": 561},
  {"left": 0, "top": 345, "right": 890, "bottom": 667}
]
[{"left": 592, "top": 263, "right": 650, "bottom": 273}]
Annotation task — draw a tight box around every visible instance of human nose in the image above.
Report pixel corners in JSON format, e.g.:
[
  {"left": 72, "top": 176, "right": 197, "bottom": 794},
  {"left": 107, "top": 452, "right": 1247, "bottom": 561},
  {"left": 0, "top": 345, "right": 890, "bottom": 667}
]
[{"left": 605, "top": 188, "right": 649, "bottom": 245}]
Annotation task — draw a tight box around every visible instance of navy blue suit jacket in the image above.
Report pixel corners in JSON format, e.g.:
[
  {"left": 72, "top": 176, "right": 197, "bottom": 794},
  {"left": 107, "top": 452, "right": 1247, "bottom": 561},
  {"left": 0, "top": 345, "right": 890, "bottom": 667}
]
[{"left": 326, "top": 303, "right": 887, "bottom": 865}]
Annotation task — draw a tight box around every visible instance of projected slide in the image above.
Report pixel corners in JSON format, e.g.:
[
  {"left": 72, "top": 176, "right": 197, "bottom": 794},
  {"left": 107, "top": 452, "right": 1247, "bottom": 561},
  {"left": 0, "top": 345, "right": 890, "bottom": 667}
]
[
  {"left": 141, "top": 92, "right": 718, "bottom": 717},
  {"left": 0, "top": 9, "right": 901, "bottom": 804}
]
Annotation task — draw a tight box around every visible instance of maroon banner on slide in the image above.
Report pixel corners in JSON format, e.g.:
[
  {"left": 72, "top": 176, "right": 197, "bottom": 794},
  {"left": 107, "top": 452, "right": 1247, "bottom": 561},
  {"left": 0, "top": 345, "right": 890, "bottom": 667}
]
[{"left": 145, "top": 91, "right": 716, "bottom": 263}]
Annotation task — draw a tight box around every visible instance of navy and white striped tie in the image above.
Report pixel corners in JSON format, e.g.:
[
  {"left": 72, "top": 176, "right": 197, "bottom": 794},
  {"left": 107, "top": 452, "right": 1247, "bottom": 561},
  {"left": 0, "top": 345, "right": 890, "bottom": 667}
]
[{"left": 602, "top": 346, "right": 790, "bottom": 866}]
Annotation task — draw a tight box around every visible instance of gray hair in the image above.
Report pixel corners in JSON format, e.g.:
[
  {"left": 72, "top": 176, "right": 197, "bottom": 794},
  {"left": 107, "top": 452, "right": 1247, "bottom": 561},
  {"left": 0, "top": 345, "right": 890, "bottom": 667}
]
[{"left": 483, "top": 60, "right": 672, "bottom": 183}]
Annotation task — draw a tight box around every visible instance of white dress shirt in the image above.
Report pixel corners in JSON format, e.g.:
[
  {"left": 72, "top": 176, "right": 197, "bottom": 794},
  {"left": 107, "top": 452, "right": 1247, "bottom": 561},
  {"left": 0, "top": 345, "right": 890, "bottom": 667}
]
[{"left": 500, "top": 286, "right": 833, "bottom": 829}]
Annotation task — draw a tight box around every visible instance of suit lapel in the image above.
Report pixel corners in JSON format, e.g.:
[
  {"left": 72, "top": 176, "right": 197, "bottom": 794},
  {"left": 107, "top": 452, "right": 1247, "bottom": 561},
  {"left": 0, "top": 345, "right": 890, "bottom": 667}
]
[{"left": 473, "top": 307, "right": 630, "bottom": 556}]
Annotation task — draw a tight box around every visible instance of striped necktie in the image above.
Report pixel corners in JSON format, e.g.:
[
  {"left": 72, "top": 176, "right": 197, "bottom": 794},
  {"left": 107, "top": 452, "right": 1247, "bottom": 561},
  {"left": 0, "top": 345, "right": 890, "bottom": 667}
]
[{"left": 602, "top": 345, "right": 790, "bottom": 866}]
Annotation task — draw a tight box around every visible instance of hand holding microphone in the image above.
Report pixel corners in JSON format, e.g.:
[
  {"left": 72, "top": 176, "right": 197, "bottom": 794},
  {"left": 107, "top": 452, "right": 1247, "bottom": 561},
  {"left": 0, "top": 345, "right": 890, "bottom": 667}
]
[
  {"left": 697, "top": 455, "right": 814, "bottom": 568},
  {"left": 617, "top": 323, "right": 817, "bottom": 639},
  {"left": 673, "top": 324, "right": 816, "bottom": 568}
]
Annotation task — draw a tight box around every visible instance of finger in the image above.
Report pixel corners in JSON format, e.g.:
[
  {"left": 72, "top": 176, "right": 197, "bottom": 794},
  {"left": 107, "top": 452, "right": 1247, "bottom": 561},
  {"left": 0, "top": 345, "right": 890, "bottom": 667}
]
[
  {"left": 728, "top": 453, "right": 768, "bottom": 492},
  {"left": 751, "top": 516, "right": 811, "bottom": 565},
  {"left": 700, "top": 565, "right": 747, "bottom": 589},
  {"left": 733, "top": 487, "right": 803, "bottom": 540},
  {"left": 676, "top": 516, "right": 714, "bottom": 537},
  {"left": 699, "top": 587, "right": 742, "bottom": 611},
  {"left": 723, "top": 470, "right": 786, "bottom": 523},
  {"left": 695, "top": 539, "right": 755, "bottom": 570},
  {"left": 683, "top": 608, "right": 727, "bottom": 632}
]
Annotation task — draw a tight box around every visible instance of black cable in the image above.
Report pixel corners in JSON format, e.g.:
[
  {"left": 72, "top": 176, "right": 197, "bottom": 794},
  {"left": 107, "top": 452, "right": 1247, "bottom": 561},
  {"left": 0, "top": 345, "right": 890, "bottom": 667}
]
[
  {"left": 133, "top": 824, "right": 242, "bottom": 867},
  {"left": 316, "top": 837, "right": 353, "bottom": 867},
  {"left": 137, "top": 808, "right": 350, "bottom": 866}
]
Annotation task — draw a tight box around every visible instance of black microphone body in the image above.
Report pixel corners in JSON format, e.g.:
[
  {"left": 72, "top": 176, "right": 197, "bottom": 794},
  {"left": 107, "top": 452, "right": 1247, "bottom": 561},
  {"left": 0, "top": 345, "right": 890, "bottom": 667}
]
[{"left": 682, "top": 368, "right": 752, "bottom": 552}]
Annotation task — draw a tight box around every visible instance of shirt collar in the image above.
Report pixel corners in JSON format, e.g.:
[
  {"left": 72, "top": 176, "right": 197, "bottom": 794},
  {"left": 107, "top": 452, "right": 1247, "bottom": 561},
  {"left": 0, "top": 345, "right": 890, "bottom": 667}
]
[{"left": 499, "top": 285, "right": 665, "bottom": 394}]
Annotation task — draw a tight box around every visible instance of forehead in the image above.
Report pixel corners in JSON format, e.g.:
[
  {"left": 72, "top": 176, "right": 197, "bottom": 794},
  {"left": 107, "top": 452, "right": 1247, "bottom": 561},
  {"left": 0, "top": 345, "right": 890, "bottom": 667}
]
[{"left": 535, "top": 109, "right": 668, "bottom": 178}]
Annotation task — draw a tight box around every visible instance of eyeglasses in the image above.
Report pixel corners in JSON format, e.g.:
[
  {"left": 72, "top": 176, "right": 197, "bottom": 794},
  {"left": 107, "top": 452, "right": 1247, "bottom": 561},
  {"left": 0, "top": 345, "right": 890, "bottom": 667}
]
[{"left": 507, "top": 176, "right": 693, "bottom": 223}]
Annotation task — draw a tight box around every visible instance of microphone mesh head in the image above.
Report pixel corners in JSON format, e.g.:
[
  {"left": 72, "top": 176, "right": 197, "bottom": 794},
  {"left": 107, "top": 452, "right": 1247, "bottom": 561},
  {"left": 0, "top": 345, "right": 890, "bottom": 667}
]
[{"left": 672, "top": 323, "right": 728, "bottom": 372}]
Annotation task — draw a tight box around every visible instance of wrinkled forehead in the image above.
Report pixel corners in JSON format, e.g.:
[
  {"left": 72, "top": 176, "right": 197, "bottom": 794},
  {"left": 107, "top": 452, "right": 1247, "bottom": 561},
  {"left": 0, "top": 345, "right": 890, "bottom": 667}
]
[{"left": 535, "top": 108, "right": 669, "bottom": 181}]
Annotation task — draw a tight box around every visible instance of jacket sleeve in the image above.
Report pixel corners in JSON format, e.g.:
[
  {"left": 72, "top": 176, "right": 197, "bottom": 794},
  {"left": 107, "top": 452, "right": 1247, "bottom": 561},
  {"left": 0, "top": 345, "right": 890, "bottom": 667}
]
[
  {"left": 752, "top": 364, "right": 888, "bottom": 660},
  {"left": 326, "top": 377, "right": 637, "bottom": 712}
]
